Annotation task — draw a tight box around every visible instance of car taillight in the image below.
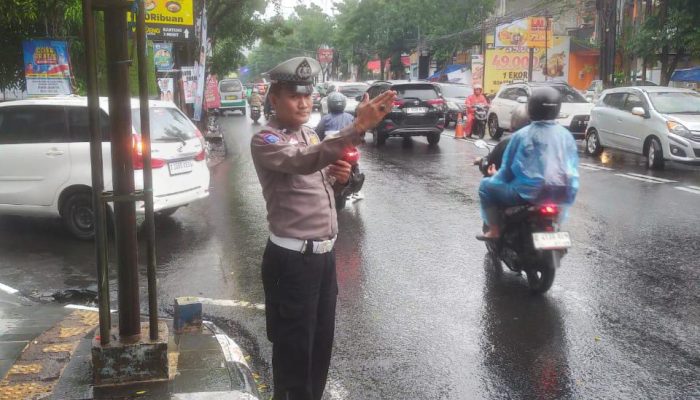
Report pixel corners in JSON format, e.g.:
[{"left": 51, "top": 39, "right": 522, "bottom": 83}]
[
  {"left": 193, "top": 128, "right": 207, "bottom": 161},
  {"left": 132, "top": 133, "right": 166, "bottom": 170},
  {"left": 427, "top": 98, "right": 444, "bottom": 106},
  {"left": 539, "top": 204, "right": 559, "bottom": 216},
  {"left": 393, "top": 100, "right": 405, "bottom": 107}
]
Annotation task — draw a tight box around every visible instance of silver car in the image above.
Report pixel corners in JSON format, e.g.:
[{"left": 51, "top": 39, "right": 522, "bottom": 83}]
[{"left": 585, "top": 86, "right": 700, "bottom": 169}]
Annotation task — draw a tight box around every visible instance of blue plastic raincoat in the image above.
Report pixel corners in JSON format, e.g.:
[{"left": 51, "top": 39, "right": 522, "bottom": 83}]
[{"left": 479, "top": 121, "right": 579, "bottom": 224}]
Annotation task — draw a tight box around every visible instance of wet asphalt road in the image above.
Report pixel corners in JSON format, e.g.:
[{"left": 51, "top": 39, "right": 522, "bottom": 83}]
[{"left": 1, "top": 112, "right": 699, "bottom": 399}]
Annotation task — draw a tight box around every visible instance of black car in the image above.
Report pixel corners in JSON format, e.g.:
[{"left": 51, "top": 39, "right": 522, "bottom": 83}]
[
  {"left": 434, "top": 82, "right": 473, "bottom": 127},
  {"left": 363, "top": 80, "right": 446, "bottom": 146}
]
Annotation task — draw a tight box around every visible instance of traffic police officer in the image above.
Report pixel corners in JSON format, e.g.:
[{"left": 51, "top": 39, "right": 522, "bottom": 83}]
[{"left": 250, "top": 57, "right": 396, "bottom": 400}]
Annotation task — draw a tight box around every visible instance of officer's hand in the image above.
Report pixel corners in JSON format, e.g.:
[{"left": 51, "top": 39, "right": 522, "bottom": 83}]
[
  {"left": 353, "top": 91, "right": 397, "bottom": 134},
  {"left": 328, "top": 160, "right": 352, "bottom": 185}
]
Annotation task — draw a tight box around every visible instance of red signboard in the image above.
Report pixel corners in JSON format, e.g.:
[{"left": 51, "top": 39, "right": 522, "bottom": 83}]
[
  {"left": 318, "top": 48, "right": 334, "bottom": 64},
  {"left": 205, "top": 74, "right": 221, "bottom": 110}
]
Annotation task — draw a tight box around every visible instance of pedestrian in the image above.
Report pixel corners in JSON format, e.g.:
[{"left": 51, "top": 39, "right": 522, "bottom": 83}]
[{"left": 250, "top": 56, "right": 396, "bottom": 400}]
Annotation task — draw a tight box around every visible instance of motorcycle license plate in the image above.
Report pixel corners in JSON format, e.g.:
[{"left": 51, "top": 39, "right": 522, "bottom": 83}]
[
  {"left": 226, "top": 95, "right": 237, "bottom": 100},
  {"left": 168, "top": 160, "right": 193, "bottom": 176},
  {"left": 405, "top": 107, "right": 428, "bottom": 114},
  {"left": 532, "top": 232, "right": 571, "bottom": 250}
]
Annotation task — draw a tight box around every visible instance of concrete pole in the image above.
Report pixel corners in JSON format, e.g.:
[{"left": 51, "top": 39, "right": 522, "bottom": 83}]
[{"left": 104, "top": 5, "right": 141, "bottom": 342}]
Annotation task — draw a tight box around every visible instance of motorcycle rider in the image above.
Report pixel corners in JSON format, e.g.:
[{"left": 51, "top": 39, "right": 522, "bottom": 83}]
[
  {"left": 476, "top": 87, "right": 579, "bottom": 240},
  {"left": 249, "top": 87, "right": 263, "bottom": 110},
  {"left": 474, "top": 103, "right": 530, "bottom": 176},
  {"left": 465, "top": 84, "right": 489, "bottom": 137},
  {"left": 316, "top": 92, "right": 365, "bottom": 203}
]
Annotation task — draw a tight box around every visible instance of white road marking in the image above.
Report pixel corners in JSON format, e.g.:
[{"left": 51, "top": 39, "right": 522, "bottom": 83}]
[
  {"left": 674, "top": 186, "right": 700, "bottom": 195},
  {"left": 65, "top": 304, "right": 116, "bottom": 312},
  {"left": 580, "top": 162, "right": 614, "bottom": 171},
  {"left": 0, "top": 282, "right": 19, "bottom": 294},
  {"left": 615, "top": 173, "right": 664, "bottom": 183},
  {"left": 580, "top": 165, "right": 602, "bottom": 171},
  {"left": 624, "top": 173, "right": 677, "bottom": 183}
]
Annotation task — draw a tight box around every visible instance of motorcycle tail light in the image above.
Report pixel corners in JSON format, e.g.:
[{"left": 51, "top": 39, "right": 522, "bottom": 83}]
[{"left": 539, "top": 204, "right": 559, "bottom": 216}]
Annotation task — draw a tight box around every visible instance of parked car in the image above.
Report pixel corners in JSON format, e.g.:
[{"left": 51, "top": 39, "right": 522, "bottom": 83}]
[
  {"left": 434, "top": 82, "right": 473, "bottom": 127},
  {"left": 363, "top": 80, "right": 446, "bottom": 146},
  {"left": 218, "top": 78, "right": 247, "bottom": 115},
  {"left": 0, "top": 97, "right": 211, "bottom": 239},
  {"left": 488, "top": 81, "right": 593, "bottom": 139},
  {"left": 585, "top": 86, "right": 700, "bottom": 169},
  {"left": 320, "top": 82, "right": 369, "bottom": 115}
]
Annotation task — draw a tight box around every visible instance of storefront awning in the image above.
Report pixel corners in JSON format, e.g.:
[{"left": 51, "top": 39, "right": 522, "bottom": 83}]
[{"left": 671, "top": 67, "right": 700, "bottom": 82}]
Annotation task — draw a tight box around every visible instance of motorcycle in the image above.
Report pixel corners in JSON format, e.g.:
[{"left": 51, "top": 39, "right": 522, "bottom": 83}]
[
  {"left": 471, "top": 103, "right": 489, "bottom": 139},
  {"left": 473, "top": 140, "right": 571, "bottom": 294},
  {"left": 335, "top": 146, "right": 365, "bottom": 210},
  {"left": 250, "top": 105, "right": 261, "bottom": 123}
]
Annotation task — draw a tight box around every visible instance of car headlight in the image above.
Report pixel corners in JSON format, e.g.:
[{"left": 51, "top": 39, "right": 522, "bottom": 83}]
[
  {"left": 667, "top": 120, "right": 692, "bottom": 138},
  {"left": 558, "top": 113, "right": 570, "bottom": 119}
]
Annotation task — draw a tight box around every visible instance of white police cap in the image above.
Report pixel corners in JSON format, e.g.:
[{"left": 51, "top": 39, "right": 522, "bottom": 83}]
[{"left": 265, "top": 57, "right": 321, "bottom": 94}]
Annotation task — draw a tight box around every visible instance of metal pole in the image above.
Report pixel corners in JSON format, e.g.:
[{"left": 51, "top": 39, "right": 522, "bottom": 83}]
[
  {"left": 83, "top": 0, "right": 111, "bottom": 346},
  {"left": 544, "top": 16, "right": 549, "bottom": 81},
  {"left": 528, "top": 48, "right": 534, "bottom": 82},
  {"left": 135, "top": 0, "right": 159, "bottom": 341},
  {"left": 104, "top": 5, "right": 141, "bottom": 342}
]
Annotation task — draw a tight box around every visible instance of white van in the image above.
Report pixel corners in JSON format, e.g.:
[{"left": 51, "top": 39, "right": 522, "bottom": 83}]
[
  {"left": 218, "top": 78, "right": 247, "bottom": 115},
  {"left": 0, "top": 97, "right": 210, "bottom": 239}
]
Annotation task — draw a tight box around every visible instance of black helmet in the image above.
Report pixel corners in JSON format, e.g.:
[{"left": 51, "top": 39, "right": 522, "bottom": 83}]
[
  {"left": 327, "top": 92, "right": 347, "bottom": 114},
  {"left": 528, "top": 86, "right": 561, "bottom": 121},
  {"left": 510, "top": 103, "right": 531, "bottom": 131}
]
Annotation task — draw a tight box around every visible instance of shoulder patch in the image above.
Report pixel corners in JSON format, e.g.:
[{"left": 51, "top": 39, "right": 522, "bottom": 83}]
[
  {"left": 309, "top": 134, "right": 320, "bottom": 145},
  {"left": 263, "top": 134, "right": 279, "bottom": 144}
]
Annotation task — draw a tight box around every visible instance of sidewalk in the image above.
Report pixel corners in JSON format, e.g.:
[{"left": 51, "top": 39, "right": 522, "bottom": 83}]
[{"left": 0, "top": 289, "right": 259, "bottom": 399}]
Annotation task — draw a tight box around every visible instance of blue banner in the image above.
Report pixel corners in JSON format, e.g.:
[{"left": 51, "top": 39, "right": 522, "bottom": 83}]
[{"left": 22, "top": 40, "right": 72, "bottom": 96}]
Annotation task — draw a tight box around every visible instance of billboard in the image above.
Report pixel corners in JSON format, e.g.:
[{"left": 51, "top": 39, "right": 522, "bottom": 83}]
[
  {"left": 128, "top": 0, "right": 194, "bottom": 41},
  {"left": 22, "top": 40, "right": 72, "bottom": 96},
  {"left": 471, "top": 55, "right": 484, "bottom": 87},
  {"left": 495, "top": 17, "right": 553, "bottom": 48},
  {"left": 181, "top": 66, "right": 196, "bottom": 104},
  {"left": 158, "top": 77, "right": 174, "bottom": 102}
]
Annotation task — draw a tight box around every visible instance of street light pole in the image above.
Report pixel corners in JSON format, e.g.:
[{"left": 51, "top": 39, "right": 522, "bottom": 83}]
[{"left": 104, "top": 5, "right": 141, "bottom": 342}]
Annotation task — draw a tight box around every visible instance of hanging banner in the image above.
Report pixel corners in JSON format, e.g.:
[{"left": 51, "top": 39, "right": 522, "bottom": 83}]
[
  {"left": 22, "top": 40, "right": 72, "bottom": 96},
  {"left": 495, "top": 17, "right": 553, "bottom": 48},
  {"left": 471, "top": 55, "right": 484, "bottom": 87},
  {"left": 205, "top": 74, "right": 221, "bottom": 109},
  {"left": 318, "top": 48, "right": 334, "bottom": 64},
  {"left": 193, "top": 4, "right": 207, "bottom": 121},
  {"left": 128, "top": 0, "right": 194, "bottom": 41},
  {"left": 181, "top": 66, "right": 196, "bottom": 103},
  {"left": 532, "top": 36, "right": 570, "bottom": 81},
  {"left": 154, "top": 42, "right": 174, "bottom": 71},
  {"left": 158, "top": 78, "right": 174, "bottom": 102}
]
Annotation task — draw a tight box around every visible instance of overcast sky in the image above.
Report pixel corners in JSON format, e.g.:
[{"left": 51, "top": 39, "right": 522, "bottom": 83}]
[{"left": 264, "top": 0, "right": 337, "bottom": 17}]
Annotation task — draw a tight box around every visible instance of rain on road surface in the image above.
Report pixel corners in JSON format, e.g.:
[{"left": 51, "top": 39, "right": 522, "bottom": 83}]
[{"left": 0, "top": 112, "right": 698, "bottom": 399}]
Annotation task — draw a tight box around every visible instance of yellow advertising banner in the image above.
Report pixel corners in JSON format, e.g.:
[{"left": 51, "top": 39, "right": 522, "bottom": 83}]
[
  {"left": 128, "top": 0, "right": 194, "bottom": 41},
  {"left": 495, "top": 17, "right": 553, "bottom": 48}
]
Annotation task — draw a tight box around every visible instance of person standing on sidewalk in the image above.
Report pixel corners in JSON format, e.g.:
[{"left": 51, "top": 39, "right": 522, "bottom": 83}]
[{"left": 250, "top": 56, "right": 396, "bottom": 400}]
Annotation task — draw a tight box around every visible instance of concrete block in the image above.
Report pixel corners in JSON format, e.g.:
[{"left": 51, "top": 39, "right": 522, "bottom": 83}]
[
  {"left": 91, "top": 321, "right": 169, "bottom": 386},
  {"left": 174, "top": 297, "right": 202, "bottom": 333}
]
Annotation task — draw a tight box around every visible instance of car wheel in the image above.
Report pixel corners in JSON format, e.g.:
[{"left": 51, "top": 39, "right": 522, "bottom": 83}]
[
  {"left": 646, "top": 137, "right": 665, "bottom": 170},
  {"left": 155, "top": 207, "right": 180, "bottom": 218},
  {"left": 427, "top": 133, "right": 441, "bottom": 145},
  {"left": 61, "top": 191, "right": 94, "bottom": 240},
  {"left": 585, "top": 129, "right": 603, "bottom": 156},
  {"left": 488, "top": 114, "right": 503, "bottom": 139}
]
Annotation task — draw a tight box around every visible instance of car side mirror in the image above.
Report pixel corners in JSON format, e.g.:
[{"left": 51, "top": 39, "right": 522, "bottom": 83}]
[
  {"left": 631, "top": 107, "right": 647, "bottom": 117},
  {"left": 516, "top": 96, "right": 528, "bottom": 103},
  {"left": 474, "top": 139, "right": 489, "bottom": 150},
  {"left": 355, "top": 95, "right": 363, "bottom": 102}
]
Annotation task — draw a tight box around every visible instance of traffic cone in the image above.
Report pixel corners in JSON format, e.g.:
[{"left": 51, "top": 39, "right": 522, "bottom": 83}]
[{"left": 455, "top": 113, "right": 464, "bottom": 139}]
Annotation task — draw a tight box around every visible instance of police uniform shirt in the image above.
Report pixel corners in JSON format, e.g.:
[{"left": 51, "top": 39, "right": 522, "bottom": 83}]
[{"left": 251, "top": 122, "right": 362, "bottom": 241}]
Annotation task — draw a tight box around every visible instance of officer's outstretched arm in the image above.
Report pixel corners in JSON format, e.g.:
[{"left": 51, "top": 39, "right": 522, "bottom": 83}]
[{"left": 251, "top": 125, "right": 362, "bottom": 175}]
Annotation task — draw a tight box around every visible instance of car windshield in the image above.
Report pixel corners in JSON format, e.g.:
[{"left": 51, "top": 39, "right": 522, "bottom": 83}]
[
  {"left": 132, "top": 107, "right": 196, "bottom": 142},
  {"left": 550, "top": 85, "right": 587, "bottom": 103},
  {"left": 648, "top": 91, "right": 700, "bottom": 114},
  {"left": 338, "top": 84, "right": 368, "bottom": 98},
  {"left": 220, "top": 80, "right": 242, "bottom": 92},
  {"left": 394, "top": 85, "right": 439, "bottom": 100},
  {"left": 440, "top": 85, "right": 472, "bottom": 99}
]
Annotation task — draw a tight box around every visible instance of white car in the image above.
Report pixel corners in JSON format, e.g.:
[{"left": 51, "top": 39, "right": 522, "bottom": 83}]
[
  {"left": 487, "top": 82, "right": 594, "bottom": 139},
  {"left": 319, "top": 82, "right": 369, "bottom": 115},
  {"left": 0, "top": 97, "right": 210, "bottom": 239},
  {"left": 585, "top": 86, "right": 700, "bottom": 169}
]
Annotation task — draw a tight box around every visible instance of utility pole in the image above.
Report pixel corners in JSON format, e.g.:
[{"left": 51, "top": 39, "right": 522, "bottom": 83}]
[
  {"left": 658, "top": 0, "right": 669, "bottom": 85},
  {"left": 597, "top": 0, "right": 617, "bottom": 88},
  {"left": 104, "top": 2, "right": 141, "bottom": 342}
]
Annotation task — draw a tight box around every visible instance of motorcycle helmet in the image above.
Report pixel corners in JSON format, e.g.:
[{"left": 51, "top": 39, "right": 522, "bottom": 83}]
[
  {"left": 528, "top": 86, "right": 561, "bottom": 121},
  {"left": 327, "top": 92, "right": 347, "bottom": 114},
  {"left": 510, "top": 103, "right": 531, "bottom": 131}
]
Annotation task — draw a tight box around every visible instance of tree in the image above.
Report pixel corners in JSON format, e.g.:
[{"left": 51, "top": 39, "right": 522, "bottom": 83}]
[{"left": 632, "top": 0, "right": 700, "bottom": 85}]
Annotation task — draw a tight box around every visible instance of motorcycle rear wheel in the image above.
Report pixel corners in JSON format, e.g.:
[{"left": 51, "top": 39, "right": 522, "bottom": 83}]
[{"left": 526, "top": 250, "right": 558, "bottom": 294}]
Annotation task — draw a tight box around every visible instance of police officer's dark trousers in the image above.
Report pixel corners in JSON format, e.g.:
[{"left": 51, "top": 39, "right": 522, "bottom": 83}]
[{"left": 262, "top": 240, "right": 338, "bottom": 400}]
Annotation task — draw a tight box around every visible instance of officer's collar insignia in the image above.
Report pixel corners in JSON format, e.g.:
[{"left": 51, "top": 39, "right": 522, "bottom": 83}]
[{"left": 296, "top": 60, "right": 312, "bottom": 80}]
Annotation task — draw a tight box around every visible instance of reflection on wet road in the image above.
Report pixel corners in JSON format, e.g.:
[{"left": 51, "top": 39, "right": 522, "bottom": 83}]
[{"left": 0, "top": 114, "right": 698, "bottom": 398}]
